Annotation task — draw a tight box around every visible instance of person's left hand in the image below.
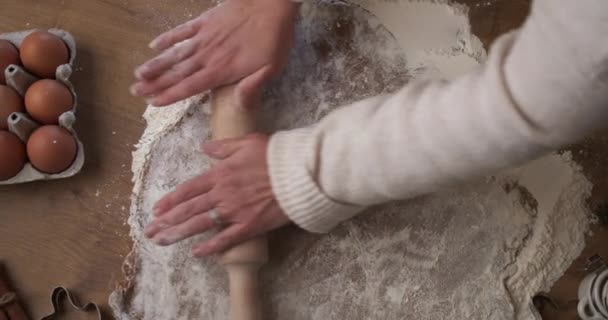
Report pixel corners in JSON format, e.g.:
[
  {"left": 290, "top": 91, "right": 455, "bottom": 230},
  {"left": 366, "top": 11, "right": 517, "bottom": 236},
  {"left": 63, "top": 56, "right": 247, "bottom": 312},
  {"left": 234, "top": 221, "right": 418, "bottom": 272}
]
[
  {"left": 130, "top": 0, "right": 298, "bottom": 107},
  {"left": 143, "top": 134, "right": 291, "bottom": 257}
]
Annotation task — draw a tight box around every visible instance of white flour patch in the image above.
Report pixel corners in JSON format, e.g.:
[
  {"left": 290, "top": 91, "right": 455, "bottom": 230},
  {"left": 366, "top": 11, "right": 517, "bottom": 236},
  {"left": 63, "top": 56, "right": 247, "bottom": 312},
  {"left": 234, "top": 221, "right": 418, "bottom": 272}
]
[
  {"left": 111, "top": 1, "right": 593, "bottom": 319},
  {"left": 352, "top": 0, "right": 485, "bottom": 79}
]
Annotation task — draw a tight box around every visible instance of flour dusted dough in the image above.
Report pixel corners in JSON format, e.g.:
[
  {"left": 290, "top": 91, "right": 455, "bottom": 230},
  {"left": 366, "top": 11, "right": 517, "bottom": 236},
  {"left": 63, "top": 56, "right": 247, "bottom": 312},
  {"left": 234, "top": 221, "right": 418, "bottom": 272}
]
[{"left": 110, "top": 1, "right": 593, "bottom": 319}]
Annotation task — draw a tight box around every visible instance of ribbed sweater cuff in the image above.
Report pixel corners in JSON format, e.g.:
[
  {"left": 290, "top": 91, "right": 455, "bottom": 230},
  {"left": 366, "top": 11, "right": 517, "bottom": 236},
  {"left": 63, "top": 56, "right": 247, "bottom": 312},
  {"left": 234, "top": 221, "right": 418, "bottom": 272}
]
[{"left": 268, "top": 127, "right": 364, "bottom": 233}]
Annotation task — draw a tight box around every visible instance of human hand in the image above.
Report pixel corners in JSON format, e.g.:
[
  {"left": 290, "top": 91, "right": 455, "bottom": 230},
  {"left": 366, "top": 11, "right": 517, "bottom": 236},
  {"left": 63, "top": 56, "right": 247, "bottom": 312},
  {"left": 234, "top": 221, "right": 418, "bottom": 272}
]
[
  {"left": 130, "top": 0, "right": 298, "bottom": 107},
  {"left": 144, "top": 134, "right": 290, "bottom": 256}
]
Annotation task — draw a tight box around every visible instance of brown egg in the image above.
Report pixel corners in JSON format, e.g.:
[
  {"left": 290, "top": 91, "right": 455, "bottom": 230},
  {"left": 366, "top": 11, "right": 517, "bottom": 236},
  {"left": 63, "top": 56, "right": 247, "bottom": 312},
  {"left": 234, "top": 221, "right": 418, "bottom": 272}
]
[
  {"left": 25, "top": 79, "right": 73, "bottom": 125},
  {"left": 27, "top": 125, "right": 77, "bottom": 174},
  {"left": 0, "top": 85, "right": 24, "bottom": 130},
  {"left": 20, "top": 31, "right": 69, "bottom": 78},
  {"left": 0, "top": 40, "right": 20, "bottom": 85},
  {"left": 0, "top": 130, "right": 27, "bottom": 180}
]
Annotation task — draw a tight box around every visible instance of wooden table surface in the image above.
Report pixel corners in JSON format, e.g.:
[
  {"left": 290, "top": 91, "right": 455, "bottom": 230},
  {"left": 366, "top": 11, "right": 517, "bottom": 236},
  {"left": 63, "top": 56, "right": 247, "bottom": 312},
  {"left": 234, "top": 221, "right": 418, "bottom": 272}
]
[
  {"left": 0, "top": 1, "right": 606, "bottom": 319},
  {"left": 0, "top": 1, "right": 212, "bottom": 317}
]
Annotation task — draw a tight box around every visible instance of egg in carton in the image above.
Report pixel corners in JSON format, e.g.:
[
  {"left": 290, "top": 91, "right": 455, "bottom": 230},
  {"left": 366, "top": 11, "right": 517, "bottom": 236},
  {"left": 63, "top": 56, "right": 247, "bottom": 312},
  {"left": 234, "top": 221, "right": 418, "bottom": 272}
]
[{"left": 0, "top": 29, "right": 84, "bottom": 185}]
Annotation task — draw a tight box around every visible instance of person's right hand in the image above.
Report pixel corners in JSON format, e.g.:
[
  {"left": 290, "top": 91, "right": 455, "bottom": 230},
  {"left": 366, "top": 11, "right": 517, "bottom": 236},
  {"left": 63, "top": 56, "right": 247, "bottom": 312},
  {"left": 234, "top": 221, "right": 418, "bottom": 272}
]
[{"left": 130, "top": 0, "right": 298, "bottom": 107}]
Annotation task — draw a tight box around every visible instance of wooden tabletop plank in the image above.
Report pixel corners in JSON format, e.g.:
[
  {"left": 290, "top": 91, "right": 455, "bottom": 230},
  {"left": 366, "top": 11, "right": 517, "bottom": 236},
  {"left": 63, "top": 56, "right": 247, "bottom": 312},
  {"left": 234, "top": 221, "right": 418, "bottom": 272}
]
[{"left": 0, "top": 1, "right": 209, "bottom": 317}]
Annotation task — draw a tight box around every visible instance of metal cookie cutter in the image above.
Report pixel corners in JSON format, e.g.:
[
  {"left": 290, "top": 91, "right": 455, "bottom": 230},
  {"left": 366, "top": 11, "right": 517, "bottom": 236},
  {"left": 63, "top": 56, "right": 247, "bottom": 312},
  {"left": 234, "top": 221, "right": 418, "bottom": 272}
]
[
  {"left": 531, "top": 255, "right": 608, "bottom": 320},
  {"left": 40, "top": 287, "right": 102, "bottom": 320},
  {"left": 578, "top": 255, "right": 608, "bottom": 320}
]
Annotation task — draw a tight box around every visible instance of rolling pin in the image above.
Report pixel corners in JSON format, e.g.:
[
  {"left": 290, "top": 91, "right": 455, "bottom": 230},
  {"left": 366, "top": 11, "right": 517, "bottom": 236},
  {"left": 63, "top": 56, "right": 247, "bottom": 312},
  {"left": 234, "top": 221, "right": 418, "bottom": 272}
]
[{"left": 210, "top": 85, "right": 269, "bottom": 320}]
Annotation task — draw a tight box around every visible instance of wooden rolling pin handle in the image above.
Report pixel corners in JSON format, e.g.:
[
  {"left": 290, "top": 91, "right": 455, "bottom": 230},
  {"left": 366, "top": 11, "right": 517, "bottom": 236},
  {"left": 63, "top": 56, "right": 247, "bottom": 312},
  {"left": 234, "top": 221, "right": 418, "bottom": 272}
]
[{"left": 210, "top": 85, "right": 269, "bottom": 320}]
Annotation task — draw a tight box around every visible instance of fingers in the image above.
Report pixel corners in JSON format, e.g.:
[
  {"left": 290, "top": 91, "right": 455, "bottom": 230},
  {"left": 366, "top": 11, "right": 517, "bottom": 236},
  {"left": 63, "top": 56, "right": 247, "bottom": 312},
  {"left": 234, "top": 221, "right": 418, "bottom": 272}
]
[
  {"left": 131, "top": 57, "right": 201, "bottom": 97},
  {"left": 192, "top": 224, "right": 250, "bottom": 257},
  {"left": 147, "top": 67, "right": 223, "bottom": 107},
  {"left": 145, "top": 133, "right": 277, "bottom": 255},
  {"left": 135, "top": 40, "right": 198, "bottom": 80},
  {"left": 153, "top": 172, "right": 214, "bottom": 216},
  {"left": 145, "top": 192, "right": 215, "bottom": 238},
  {"left": 151, "top": 213, "right": 217, "bottom": 246},
  {"left": 149, "top": 17, "right": 204, "bottom": 51},
  {"left": 152, "top": 135, "right": 249, "bottom": 216}
]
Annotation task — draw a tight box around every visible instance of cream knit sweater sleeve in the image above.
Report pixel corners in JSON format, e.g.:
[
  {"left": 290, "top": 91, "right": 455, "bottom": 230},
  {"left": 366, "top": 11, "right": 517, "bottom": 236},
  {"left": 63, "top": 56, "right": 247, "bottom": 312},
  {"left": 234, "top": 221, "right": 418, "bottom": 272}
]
[{"left": 268, "top": 0, "right": 608, "bottom": 233}]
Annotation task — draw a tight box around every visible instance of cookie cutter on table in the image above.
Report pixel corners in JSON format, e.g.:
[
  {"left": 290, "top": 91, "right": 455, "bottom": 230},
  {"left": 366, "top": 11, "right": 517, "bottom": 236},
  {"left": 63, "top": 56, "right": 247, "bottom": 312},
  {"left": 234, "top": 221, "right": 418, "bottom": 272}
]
[
  {"left": 577, "top": 255, "right": 608, "bottom": 320},
  {"left": 1, "top": 287, "right": 101, "bottom": 320},
  {"left": 0, "top": 29, "right": 85, "bottom": 185},
  {"left": 530, "top": 255, "right": 608, "bottom": 320},
  {"left": 39, "top": 287, "right": 102, "bottom": 320}
]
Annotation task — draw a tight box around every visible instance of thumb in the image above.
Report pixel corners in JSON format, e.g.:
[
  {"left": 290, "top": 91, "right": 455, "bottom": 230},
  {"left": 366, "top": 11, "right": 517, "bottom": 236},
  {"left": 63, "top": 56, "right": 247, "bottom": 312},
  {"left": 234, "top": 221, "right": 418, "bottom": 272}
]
[
  {"left": 235, "top": 65, "right": 277, "bottom": 107},
  {"left": 202, "top": 138, "right": 246, "bottom": 160}
]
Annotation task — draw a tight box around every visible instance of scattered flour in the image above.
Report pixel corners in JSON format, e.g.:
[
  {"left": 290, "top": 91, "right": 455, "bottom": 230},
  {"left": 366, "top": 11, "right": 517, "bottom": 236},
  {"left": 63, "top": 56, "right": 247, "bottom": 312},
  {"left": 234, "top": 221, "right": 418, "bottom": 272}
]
[
  {"left": 110, "top": 1, "right": 593, "bottom": 319},
  {"left": 352, "top": 0, "right": 485, "bottom": 79}
]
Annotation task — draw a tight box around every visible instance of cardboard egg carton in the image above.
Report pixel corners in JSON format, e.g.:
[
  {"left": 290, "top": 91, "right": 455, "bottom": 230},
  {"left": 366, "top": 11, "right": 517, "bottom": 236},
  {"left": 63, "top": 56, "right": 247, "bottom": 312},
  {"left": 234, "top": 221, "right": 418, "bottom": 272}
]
[{"left": 0, "top": 29, "right": 84, "bottom": 185}]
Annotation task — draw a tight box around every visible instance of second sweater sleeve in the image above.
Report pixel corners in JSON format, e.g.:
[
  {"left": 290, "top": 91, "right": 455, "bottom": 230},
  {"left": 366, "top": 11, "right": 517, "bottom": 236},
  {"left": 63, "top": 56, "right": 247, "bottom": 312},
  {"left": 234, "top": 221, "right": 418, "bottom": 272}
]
[{"left": 268, "top": 1, "right": 608, "bottom": 234}]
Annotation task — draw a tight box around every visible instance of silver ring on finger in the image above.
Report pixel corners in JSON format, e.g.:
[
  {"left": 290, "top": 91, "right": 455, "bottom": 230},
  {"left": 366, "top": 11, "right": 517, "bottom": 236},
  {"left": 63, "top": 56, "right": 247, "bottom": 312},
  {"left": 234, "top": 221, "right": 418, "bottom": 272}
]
[{"left": 207, "top": 208, "right": 223, "bottom": 227}]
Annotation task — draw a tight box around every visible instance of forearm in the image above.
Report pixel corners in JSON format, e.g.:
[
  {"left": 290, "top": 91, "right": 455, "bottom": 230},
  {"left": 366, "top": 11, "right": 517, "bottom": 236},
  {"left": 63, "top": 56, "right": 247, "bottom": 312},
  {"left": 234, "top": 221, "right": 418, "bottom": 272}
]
[
  {"left": 269, "top": 34, "right": 526, "bottom": 232},
  {"left": 504, "top": 0, "right": 608, "bottom": 145},
  {"left": 269, "top": 0, "right": 608, "bottom": 233}
]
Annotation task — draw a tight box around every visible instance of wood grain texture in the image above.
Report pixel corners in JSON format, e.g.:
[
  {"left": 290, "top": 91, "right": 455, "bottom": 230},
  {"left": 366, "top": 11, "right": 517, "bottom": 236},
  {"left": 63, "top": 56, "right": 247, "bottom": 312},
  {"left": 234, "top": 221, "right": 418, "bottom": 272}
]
[
  {"left": 0, "top": 1, "right": 606, "bottom": 320},
  {"left": 0, "top": 1, "right": 212, "bottom": 318}
]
